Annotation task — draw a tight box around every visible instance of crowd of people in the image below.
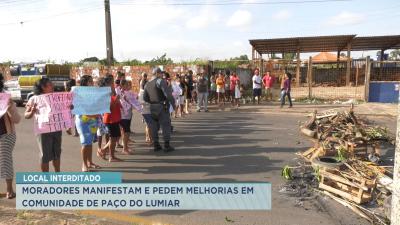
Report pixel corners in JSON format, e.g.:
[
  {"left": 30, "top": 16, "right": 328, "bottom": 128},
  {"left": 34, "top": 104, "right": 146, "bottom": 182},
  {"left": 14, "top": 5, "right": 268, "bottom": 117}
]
[{"left": 0, "top": 67, "right": 293, "bottom": 199}]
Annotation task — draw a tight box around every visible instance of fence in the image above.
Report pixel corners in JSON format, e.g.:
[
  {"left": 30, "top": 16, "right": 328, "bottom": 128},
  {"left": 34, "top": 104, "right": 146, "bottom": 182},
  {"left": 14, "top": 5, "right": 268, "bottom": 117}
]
[
  {"left": 1, "top": 58, "right": 399, "bottom": 102},
  {"left": 257, "top": 58, "right": 371, "bottom": 101}
]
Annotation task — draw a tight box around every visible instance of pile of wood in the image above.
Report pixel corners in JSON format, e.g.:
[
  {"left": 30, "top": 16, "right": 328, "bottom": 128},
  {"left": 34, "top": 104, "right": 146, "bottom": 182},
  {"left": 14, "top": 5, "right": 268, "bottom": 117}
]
[
  {"left": 298, "top": 106, "right": 393, "bottom": 224},
  {"left": 300, "top": 105, "right": 390, "bottom": 161}
]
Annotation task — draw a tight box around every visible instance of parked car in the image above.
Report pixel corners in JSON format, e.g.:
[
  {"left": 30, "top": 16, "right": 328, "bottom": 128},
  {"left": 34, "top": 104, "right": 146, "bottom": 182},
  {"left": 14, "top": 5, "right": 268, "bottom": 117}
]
[{"left": 4, "top": 79, "right": 23, "bottom": 106}]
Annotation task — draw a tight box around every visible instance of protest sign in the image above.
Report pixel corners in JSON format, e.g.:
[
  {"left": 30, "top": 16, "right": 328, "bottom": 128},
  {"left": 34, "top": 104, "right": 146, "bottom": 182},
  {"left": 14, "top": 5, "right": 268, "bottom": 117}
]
[
  {"left": 71, "top": 87, "right": 111, "bottom": 115},
  {"left": 124, "top": 91, "right": 142, "bottom": 112},
  {"left": 33, "top": 92, "right": 73, "bottom": 134},
  {"left": 0, "top": 93, "right": 10, "bottom": 117}
]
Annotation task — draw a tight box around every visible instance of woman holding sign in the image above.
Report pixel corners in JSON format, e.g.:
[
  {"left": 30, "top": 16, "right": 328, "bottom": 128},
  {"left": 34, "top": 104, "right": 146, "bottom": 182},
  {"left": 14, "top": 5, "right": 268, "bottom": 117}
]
[
  {"left": 25, "top": 78, "right": 63, "bottom": 172},
  {"left": 75, "top": 75, "right": 101, "bottom": 172},
  {"left": 0, "top": 73, "right": 21, "bottom": 199}
]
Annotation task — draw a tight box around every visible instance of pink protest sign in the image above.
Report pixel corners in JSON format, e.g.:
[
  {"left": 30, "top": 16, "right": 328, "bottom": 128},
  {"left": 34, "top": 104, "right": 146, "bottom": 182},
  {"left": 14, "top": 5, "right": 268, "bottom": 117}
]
[
  {"left": 0, "top": 93, "right": 11, "bottom": 117},
  {"left": 32, "top": 92, "right": 73, "bottom": 134},
  {"left": 125, "top": 92, "right": 142, "bottom": 112}
]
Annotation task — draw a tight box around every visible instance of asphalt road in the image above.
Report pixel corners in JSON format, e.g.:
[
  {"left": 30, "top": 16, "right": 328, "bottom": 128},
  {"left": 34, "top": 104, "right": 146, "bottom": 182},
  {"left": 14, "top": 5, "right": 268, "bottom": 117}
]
[{"left": 0, "top": 105, "right": 384, "bottom": 225}]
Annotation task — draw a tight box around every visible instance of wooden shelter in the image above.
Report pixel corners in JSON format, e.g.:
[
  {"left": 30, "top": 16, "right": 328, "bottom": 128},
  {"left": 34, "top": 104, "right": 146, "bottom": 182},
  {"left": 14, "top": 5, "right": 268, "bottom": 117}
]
[{"left": 249, "top": 35, "right": 400, "bottom": 86}]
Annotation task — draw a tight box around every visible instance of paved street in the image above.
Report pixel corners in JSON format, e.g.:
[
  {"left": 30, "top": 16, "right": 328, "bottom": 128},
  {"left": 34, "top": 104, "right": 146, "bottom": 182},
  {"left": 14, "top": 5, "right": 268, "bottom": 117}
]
[{"left": 0, "top": 103, "right": 395, "bottom": 225}]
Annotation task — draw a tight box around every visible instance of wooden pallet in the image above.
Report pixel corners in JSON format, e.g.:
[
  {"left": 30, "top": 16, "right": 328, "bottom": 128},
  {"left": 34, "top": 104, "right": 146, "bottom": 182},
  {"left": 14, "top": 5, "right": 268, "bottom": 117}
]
[
  {"left": 318, "top": 168, "right": 376, "bottom": 204},
  {"left": 346, "top": 141, "right": 368, "bottom": 159},
  {"left": 300, "top": 147, "right": 324, "bottom": 162}
]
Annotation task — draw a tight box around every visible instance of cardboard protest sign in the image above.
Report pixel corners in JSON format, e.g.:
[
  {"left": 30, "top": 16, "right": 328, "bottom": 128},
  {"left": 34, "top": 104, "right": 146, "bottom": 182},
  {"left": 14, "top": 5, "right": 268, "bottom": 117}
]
[
  {"left": 0, "top": 93, "right": 11, "bottom": 117},
  {"left": 71, "top": 87, "right": 111, "bottom": 115},
  {"left": 124, "top": 92, "right": 142, "bottom": 112},
  {"left": 33, "top": 92, "right": 73, "bottom": 134}
]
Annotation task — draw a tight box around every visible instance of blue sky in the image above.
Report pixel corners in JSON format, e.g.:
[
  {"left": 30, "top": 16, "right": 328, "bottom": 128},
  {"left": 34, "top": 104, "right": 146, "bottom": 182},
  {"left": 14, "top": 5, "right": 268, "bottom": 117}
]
[{"left": 0, "top": 0, "right": 398, "bottom": 62}]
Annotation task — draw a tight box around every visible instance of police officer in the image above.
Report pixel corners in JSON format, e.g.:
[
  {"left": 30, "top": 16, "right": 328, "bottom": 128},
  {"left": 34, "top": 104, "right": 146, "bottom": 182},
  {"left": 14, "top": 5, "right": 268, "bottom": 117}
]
[{"left": 143, "top": 68, "right": 176, "bottom": 152}]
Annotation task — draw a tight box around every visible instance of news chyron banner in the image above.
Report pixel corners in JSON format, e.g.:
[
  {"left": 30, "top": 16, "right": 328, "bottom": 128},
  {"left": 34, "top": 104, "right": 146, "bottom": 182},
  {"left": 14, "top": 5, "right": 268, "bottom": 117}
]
[{"left": 16, "top": 172, "right": 271, "bottom": 210}]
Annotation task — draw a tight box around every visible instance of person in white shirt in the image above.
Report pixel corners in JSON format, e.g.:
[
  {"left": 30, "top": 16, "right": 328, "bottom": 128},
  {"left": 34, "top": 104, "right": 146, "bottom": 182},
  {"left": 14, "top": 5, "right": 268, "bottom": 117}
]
[{"left": 252, "top": 68, "right": 262, "bottom": 104}]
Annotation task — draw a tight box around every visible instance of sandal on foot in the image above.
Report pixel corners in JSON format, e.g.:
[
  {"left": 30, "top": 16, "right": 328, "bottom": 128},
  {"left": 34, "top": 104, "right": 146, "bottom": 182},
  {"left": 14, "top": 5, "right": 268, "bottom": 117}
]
[
  {"left": 89, "top": 163, "right": 101, "bottom": 169},
  {"left": 109, "top": 157, "right": 123, "bottom": 162},
  {"left": 6, "top": 192, "right": 15, "bottom": 199}
]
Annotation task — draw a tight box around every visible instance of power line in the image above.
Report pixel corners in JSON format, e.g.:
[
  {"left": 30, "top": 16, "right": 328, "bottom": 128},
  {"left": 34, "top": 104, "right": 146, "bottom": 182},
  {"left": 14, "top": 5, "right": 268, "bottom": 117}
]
[
  {"left": 113, "top": 0, "right": 353, "bottom": 6},
  {"left": 0, "top": 4, "right": 102, "bottom": 26}
]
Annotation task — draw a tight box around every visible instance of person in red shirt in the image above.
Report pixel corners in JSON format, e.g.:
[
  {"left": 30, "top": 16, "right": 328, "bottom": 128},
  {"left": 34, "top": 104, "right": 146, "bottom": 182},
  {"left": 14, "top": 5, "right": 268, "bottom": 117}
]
[
  {"left": 262, "top": 71, "right": 275, "bottom": 101},
  {"left": 229, "top": 72, "right": 239, "bottom": 106},
  {"left": 100, "top": 74, "right": 123, "bottom": 162}
]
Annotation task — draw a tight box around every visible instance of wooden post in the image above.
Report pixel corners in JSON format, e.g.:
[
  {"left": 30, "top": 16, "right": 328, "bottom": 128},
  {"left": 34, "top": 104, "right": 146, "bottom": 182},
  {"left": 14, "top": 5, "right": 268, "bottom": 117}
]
[
  {"left": 346, "top": 43, "right": 351, "bottom": 86},
  {"left": 364, "top": 56, "right": 371, "bottom": 102},
  {"left": 391, "top": 90, "right": 400, "bottom": 224},
  {"left": 307, "top": 56, "right": 313, "bottom": 99},
  {"left": 260, "top": 57, "right": 264, "bottom": 76},
  {"left": 337, "top": 50, "right": 340, "bottom": 69},
  {"left": 296, "top": 49, "right": 300, "bottom": 87},
  {"left": 355, "top": 65, "right": 359, "bottom": 86}
]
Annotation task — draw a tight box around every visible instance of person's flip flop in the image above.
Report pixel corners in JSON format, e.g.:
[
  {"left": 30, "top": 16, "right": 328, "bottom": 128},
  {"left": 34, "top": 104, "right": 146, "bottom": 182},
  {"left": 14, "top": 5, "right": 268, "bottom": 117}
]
[
  {"left": 109, "top": 157, "right": 123, "bottom": 162},
  {"left": 122, "top": 151, "right": 133, "bottom": 155},
  {"left": 89, "top": 164, "right": 101, "bottom": 169},
  {"left": 6, "top": 192, "right": 16, "bottom": 199}
]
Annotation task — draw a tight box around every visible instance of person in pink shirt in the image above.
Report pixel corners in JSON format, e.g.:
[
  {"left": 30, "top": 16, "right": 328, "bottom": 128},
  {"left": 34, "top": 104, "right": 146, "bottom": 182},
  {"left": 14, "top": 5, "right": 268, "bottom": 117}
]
[
  {"left": 229, "top": 72, "right": 239, "bottom": 106},
  {"left": 262, "top": 71, "right": 275, "bottom": 101}
]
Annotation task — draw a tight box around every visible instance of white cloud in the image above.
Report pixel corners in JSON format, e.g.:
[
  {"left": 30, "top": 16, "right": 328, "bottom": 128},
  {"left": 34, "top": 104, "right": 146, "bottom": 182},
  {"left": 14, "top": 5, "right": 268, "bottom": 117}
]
[
  {"left": 185, "top": 6, "right": 219, "bottom": 29},
  {"left": 226, "top": 10, "right": 252, "bottom": 29},
  {"left": 326, "top": 11, "right": 365, "bottom": 26},
  {"left": 111, "top": 3, "right": 184, "bottom": 32},
  {"left": 272, "top": 10, "right": 291, "bottom": 21},
  {"left": 241, "top": 0, "right": 258, "bottom": 3},
  {"left": 0, "top": 0, "right": 250, "bottom": 62}
]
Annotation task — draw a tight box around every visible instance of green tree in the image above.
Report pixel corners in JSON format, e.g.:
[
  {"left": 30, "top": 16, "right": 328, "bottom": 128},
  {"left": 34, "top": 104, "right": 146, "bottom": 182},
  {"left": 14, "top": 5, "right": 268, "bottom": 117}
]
[
  {"left": 122, "top": 59, "right": 143, "bottom": 66},
  {"left": 230, "top": 54, "right": 249, "bottom": 61},
  {"left": 144, "top": 53, "right": 174, "bottom": 65},
  {"left": 99, "top": 57, "right": 118, "bottom": 65},
  {"left": 283, "top": 53, "right": 295, "bottom": 60},
  {"left": 81, "top": 56, "right": 100, "bottom": 63},
  {"left": 389, "top": 49, "right": 400, "bottom": 60}
]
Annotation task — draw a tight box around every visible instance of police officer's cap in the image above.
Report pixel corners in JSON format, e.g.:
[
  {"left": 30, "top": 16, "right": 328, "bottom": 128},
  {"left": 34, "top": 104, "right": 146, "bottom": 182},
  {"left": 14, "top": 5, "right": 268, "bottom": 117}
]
[{"left": 152, "top": 67, "right": 162, "bottom": 75}]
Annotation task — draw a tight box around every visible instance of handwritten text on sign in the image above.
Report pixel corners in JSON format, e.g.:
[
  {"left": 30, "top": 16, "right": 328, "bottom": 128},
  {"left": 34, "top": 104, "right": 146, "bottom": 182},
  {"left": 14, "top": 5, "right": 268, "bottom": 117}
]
[
  {"left": 71, "top": 87, "right": 111, "bottom": 115},
  {"left": 0, "top": 93, "right": 11, "bottom": 117},
  {"left": 34, "top": 93, "right": 73, "bottom": 134}
]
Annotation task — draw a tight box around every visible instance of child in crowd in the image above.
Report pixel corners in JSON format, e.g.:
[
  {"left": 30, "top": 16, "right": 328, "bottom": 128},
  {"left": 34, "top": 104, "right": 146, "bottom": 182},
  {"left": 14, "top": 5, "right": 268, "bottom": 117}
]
[
  {"left": 99, "top": 74, "right": 123, "bottom": 162},
  {"left": 171, "top": 75, "right": 183, "bottom": 118},
  {"left": 119, "top": 80, "right": 142, "bottom": 154},
  {"left": 234, "top": 79, "right": 241, "bottom": 108},
  {"left": 25, "top": 78, "right": 64, "bottom": 172},
  {"left": 74, "top": 75, "right": 101, "bottom": 172},
  {"left": 119, "top": 80, "right": 133, "bottom": 154},
  {"left": 216, "top": 73, "right": 225, "bottom": 107},
  {"left": 65, "top": 79, "right": 78, "bottom": 136},
  {"left": 95, "top": 77, "right": 109, "bottom": 159},
  {"left": 138, "top": 73, "right": 152, "bottom": 144}
]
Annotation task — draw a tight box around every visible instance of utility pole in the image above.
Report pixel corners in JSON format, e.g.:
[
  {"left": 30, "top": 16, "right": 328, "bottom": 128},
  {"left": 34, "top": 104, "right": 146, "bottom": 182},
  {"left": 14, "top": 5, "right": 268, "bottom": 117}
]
[
  {"left": 392, "top": 95, "right": 400, "bottom": 224},
  {"left": 104, "top": 0, "right": 114, "bottom": 67}
]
